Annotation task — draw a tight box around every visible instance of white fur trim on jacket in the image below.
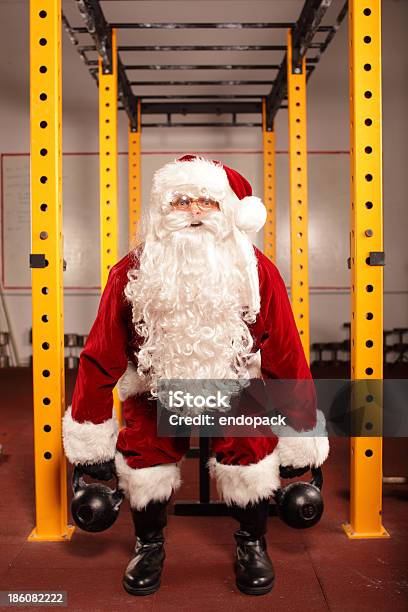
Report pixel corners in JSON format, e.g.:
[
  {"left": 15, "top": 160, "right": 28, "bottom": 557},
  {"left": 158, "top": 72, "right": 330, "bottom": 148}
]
[
  {"left": 273, "top": 409, "right": 330, "bottom": 469},
  {"left": 62, "top": 406, "right": 119, "bottom": 465},
  {"left": 115, "top": 452, "right": 182, "bottom": 510},
  {"left": 117, "top": 360, "right": 150, "bottom": 401},
  {"left": 208, "top": 450, "right": 281, "bottom": 508}
]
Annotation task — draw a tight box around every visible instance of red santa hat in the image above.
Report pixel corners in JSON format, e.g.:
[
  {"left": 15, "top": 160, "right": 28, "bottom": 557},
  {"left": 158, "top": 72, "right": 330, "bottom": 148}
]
[
  {"left": 149, "top": 154, "right": 265, "bottom": 318},
  {"left": 157, "top": 154, "right": 267, "bottom": 234}
]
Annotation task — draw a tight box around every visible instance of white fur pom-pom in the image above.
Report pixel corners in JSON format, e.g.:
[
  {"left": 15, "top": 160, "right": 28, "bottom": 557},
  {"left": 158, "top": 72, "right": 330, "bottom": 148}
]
[{"left": 234, "top": 196, "right": 267, "bottom": 233}]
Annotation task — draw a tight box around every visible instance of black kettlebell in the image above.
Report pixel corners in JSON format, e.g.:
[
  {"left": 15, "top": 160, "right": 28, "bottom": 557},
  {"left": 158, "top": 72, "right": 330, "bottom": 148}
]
[
  {"left": 275, "top": 467, "right": 324, "bottom": 529},
  {"left": 71, "top": 466, "right": 124, "bottom": 533}
]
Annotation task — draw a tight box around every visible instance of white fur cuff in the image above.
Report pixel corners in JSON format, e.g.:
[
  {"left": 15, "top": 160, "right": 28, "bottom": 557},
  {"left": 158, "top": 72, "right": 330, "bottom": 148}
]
[
  {"left": 62, "top": 406, "right": 118, "bottom": 465},
  {"left": 273, "top": 409, "right": 330, "bottom": 469},
  {"left": 117, "top": 361, "right": 150, "bottom": 401},
  {"left": 115, "top": 452, "right": 182, "bottom": 510},
  {"left": 208, "top": 451, "right": 281, "bottom": 508}
]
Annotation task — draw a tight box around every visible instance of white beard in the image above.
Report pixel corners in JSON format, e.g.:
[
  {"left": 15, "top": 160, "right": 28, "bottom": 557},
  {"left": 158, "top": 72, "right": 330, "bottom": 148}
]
[{"left": 125, "top": 210, "right": 256, "bottom": 398}]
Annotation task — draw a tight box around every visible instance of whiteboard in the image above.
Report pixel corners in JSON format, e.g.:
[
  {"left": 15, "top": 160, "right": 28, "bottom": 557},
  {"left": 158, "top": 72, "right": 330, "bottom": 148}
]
[
  {"left": 1, "top": 150, "right": 354, "bottom": 290},
  {"left": 1, "top": 153, "right": 128, "bottom": 289}
]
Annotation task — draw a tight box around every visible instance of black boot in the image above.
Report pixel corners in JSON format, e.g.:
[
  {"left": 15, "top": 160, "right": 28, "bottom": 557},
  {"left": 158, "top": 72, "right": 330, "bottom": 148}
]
[
  {"left": 122, "top": 498, "right": 169, "bottom": 596},
  {"left": 231, "top": 498, "right": 275, "bottom": 596}
]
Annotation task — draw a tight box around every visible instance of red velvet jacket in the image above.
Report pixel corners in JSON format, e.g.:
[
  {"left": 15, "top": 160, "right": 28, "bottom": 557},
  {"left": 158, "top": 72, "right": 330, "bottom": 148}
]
[{"left": 70, "top": 245, "right": 316, "bottom": 432}]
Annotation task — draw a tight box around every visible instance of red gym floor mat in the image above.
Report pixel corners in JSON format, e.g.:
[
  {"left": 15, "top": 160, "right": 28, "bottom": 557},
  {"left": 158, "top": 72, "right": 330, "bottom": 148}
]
[{"left": 0, "top": 368, "right": 407, "bottom": 611}]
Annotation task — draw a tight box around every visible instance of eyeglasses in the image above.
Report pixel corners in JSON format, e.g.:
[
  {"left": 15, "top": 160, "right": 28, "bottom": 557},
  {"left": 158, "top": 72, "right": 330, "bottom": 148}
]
[{"left": 169, "top": 194, "right": 220, "bottom": 211}]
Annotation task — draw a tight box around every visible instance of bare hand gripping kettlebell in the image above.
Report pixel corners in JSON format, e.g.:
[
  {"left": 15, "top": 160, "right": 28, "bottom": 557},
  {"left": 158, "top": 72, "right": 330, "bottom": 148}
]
[
  {"left": 274, "top": 467, "right": 324, "bottom": 529},
  {"left": 71, "top": 466, "right": 124, "bottom": 532}
]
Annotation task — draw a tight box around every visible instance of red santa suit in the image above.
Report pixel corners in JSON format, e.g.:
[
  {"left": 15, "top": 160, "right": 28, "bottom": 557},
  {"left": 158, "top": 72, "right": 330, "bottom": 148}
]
[{"left": 62, "top": 156, "right": 329, "bottom": 511}]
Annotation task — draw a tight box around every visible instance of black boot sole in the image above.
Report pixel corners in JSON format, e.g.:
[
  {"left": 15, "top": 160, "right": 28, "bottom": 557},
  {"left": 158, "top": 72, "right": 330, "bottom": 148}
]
[
  {"left": 236, "top": 577, "right": 275, "bottom": 596},
  {"left": 122, "top": 578, "right": 161, "bottom": 597}
]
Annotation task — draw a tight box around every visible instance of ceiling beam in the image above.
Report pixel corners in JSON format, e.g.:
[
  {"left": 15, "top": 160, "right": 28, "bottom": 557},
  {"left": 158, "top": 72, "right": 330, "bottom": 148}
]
[
  {"left": 265, "top": 0, "right": 333, "bottom": 128},
  {"left": 75, "top": 0, "right": 139, "bottom": 129}
]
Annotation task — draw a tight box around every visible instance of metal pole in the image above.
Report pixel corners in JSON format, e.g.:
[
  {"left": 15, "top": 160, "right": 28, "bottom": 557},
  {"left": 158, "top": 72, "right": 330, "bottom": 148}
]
[
  {"left": 29, "top": 0, "right": 73, "bottom": 542},
  {"left": 98, "top": 28, "right": 122, "bottom": 424},
  {"left": 99, "top": 28, "right": 118, "bottom": 287},
  {"left": 287, "top": 29, "right": 310, "bottom": 363},
  {"left": 343, "top": 0, "right": 389, "bottom": 540},
  {"left": 128, "top": 99, "right": 141, "bottom": 249},
  {"left": 262, "top": 98, "right": 276, "bottom": 263}
]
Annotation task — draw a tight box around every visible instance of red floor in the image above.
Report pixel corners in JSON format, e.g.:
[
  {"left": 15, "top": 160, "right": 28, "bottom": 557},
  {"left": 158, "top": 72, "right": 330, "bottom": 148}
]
[{"left": 0, "top": 368, "right": 407, "bottom": 611}]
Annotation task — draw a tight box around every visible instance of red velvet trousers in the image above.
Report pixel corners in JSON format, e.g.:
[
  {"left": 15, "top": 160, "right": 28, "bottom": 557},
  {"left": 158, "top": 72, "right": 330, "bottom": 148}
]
[{"left": 116, "top": 395, "right": 278, "bottom": 470}]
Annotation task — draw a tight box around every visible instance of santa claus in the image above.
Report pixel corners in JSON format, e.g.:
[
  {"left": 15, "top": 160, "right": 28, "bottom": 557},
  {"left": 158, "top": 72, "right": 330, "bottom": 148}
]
[{"left": 62, "top": 155, "right": 329, "bottom": 597}]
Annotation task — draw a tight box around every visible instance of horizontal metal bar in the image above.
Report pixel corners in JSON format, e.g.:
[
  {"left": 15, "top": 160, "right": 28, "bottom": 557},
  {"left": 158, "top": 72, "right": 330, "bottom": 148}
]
[
  {"left": 79, "top": 43, "right": 323, "bottom": 53},
  {"left": 118, "top": 105, "right": 288, "bottom": 112},
  {"left": 118, "top": 104, "right": 288, "bottom": 115},
  {"left": 109, "top": 22, "right": 296, "bottom": 29},
  {"left": 66, "top": 2, "right": 329, "bottom": 130},
  {"left": 141, "top": 122, "right": 263, "bottom": 127},
  {"left": 266, "top": 0, "right": 337, "bottom": 125},
  {"left": 118, "top": 45, "right": 288, "bottom": 52},
  {"left": 85, "top": 59, "right": 317, "bottom": 68},
  {"left": 124, "top": 64, "right": 281, "bottom": 70},
  {"left": 74, "top": 0, "right": 138, "bottom": 128},
  {"left": 319, "top": 1, "right": 348, "bottom": 54},
  {"left": 129, "top": 80, "right": 275, "bottom": 86},
  {"left": 76, "top": 0, "right": 112, "bottom": 70},
  {"left": 138, "top": 95, "right": 264, "bottom": 99},
  {"left": 292, "top": 0, "right": 333, "bottom": 70},
  {"left": 141, "top": 102, "right": 262, "bottom": 114},
  {"left": 71, "top": 23, "right": 333, "bottom": 34},
  {"left": 303, "top": 2, "right": 347, "bottom": 82}
]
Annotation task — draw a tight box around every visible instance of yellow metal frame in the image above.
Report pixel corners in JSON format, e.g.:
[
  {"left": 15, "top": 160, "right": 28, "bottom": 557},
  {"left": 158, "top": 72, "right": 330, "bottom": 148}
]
[
  {"left": 343, "top": 0, "right": 389, "bottom": 539},
  {"left": 287, "top": 30, "right": 310, "bottom": 364},
  {"left": 29, "top": 0, "right": 73, "bottom": 541},
  {"left": 262, "top": 99, "right": 276, "bottom": 263},
  {"left": 98, "top": 29, "right": 122, "bottom": 423},
  {"left": 99, "top": 29, "right": 119, "bottom": 290},
  {"left": 128, "top": 100, "right": 142, "bottom": 249}
]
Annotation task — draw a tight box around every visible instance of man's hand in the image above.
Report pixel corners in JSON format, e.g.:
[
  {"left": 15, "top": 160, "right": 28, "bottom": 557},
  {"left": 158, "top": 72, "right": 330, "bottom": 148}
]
[
  {"left": 279, "top": 464, "right": 310, "bottom": 479},
  {"left": 78, "top": 459, "right": 116, "bottom": 481}
]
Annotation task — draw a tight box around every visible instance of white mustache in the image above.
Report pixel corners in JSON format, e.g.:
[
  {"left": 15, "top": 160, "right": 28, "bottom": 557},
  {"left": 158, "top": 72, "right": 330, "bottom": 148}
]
[{"left": 157, "top": 210, "right": 226, "bottom": 239}]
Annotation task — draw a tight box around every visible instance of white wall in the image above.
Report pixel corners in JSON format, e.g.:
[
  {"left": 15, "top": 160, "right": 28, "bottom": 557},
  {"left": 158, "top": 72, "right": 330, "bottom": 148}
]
[{"left": 0, "top": 0, "right": 407, "bottom": 365}]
